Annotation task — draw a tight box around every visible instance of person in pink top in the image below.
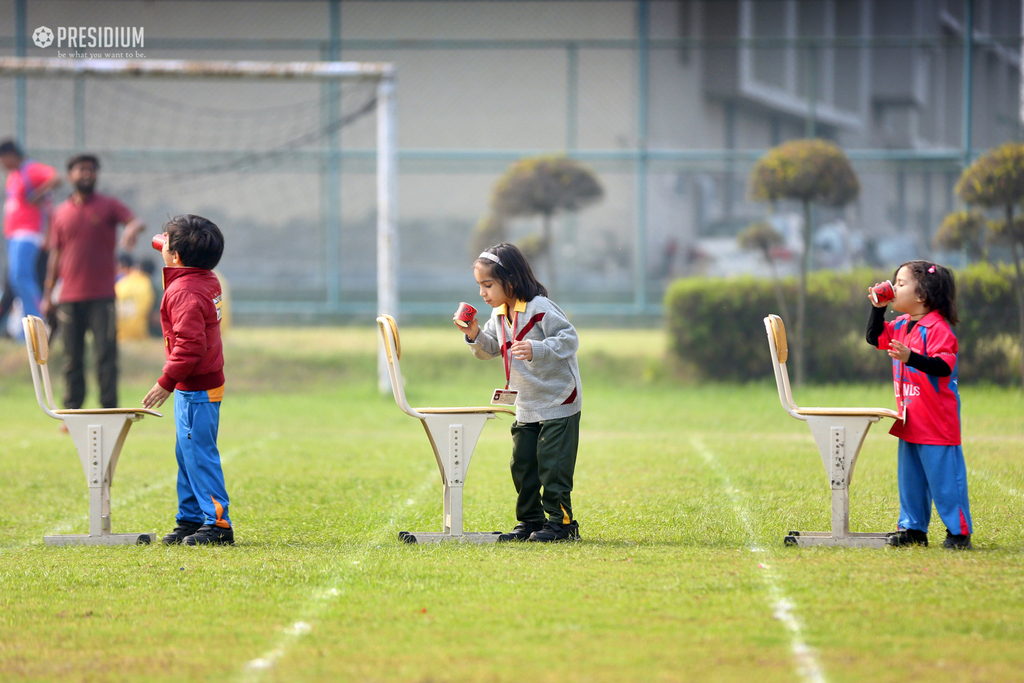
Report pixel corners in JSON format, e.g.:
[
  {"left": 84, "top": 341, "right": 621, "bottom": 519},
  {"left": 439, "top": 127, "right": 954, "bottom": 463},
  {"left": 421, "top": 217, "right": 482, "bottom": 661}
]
[
  {"left": 866, "top": 261, "right": 973, "bottom": 550},
  {"left": 1, "top": 139, "right": 60, "bottom": 327},
  {"left": 43, "top": 154, "right": 145, "bottom": 409}
]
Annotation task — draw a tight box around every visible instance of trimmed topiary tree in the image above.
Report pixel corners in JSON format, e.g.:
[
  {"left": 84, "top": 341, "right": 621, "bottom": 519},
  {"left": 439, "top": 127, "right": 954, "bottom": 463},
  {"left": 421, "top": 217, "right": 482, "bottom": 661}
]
[
  {"left": 933, "top": 209, "right": 989, "bottom": 263},
  {"left": 749, "top": 138, "right": 860, "bottom": 386},
  {"left": 737, "top": 220, "right": 791, "bottom": 323},
  {"left": 469, "top": 212, "right": 549, "bottom": 265},
  {"left": 486, "top": 155, "right": 603, "bottom": 296},
  {"left": 956, "top": 141, "right": 1024, "bottom": 388},
  {"left": 470, "top": 212, "right": 506, "bottom": 259}
]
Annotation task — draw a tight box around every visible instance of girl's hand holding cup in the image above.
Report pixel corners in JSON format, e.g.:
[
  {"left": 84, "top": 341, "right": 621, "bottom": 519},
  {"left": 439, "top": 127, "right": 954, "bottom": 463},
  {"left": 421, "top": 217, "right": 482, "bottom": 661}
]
[
  {"left": 453, "top": 302, "right": 479, "bottom": 339},
  {"left": 868, "top": 280, "right": 894, "bottom": 307}
]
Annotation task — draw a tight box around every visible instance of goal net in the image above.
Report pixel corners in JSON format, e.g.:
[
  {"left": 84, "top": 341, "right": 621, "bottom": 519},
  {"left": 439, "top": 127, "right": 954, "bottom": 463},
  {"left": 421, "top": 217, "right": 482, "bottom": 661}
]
[
  {"left": 0, "top": 56, "right": 398, "bottom": 387},
  {"left": 0, "top": 57, "right": 397, "bottom": 318}
]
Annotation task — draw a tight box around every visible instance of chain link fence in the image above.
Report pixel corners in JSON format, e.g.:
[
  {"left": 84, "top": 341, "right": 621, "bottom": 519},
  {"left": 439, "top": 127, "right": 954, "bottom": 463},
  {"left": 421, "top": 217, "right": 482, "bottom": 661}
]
[{"left": 1, "top": 0, "right": 1020, "bottom": 320}]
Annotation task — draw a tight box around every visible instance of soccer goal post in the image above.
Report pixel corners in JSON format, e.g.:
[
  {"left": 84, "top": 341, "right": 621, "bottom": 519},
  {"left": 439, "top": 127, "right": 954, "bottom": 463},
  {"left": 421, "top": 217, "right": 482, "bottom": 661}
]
[{"left": 0, "top": 56, "right": 398, "bottom": 391}]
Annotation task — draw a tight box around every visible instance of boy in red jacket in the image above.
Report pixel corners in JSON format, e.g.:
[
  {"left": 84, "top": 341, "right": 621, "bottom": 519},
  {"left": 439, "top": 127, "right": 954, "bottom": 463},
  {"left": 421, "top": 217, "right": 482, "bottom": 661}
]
[{"left": 143, "top": 215, "right": 232, "bottom": 545}]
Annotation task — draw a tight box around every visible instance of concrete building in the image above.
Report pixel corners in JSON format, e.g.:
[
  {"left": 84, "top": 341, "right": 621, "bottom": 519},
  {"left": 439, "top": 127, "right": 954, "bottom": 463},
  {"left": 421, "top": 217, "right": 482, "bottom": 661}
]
[{"left": 1, "top": 0, "right": 1020, "bottom": 317}]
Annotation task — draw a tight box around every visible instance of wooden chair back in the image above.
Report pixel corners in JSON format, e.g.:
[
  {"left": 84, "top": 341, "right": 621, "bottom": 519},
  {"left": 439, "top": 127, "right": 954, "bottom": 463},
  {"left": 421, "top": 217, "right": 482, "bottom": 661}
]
[
  {"left": 22, "top": 316, "right": 61, "bottom": 418},
  {"left": 376, "top": 314, "right": 421, "bottom": 418},
  {"left": 764, "top": 314, "right": 801, "bottom": 419}
]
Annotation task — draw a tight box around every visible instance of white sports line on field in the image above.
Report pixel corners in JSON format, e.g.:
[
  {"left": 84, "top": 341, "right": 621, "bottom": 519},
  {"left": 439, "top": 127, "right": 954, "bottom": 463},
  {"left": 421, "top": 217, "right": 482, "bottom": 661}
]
[
  {"left": 236, "top": 466, "right": 439, "bottom": 683},
  {"left": 969, "top": 468, "right": 1024, "bottom": 499},
  {"left": 37, "top": 475, "right": 177, "bottom": 540},
  {"left": 2, "top": 435, "right": 259, "bottom": 553},
  {"left": 34, "top": 440, "right": 248, "bottom": 542},
  {"left": 691, "top": 437, "right": 827, "bottom": 683}
]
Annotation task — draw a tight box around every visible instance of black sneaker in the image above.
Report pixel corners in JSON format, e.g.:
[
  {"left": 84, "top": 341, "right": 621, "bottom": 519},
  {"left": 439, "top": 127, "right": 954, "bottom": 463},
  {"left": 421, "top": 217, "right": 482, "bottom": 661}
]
[
  {"left": 161, "top": 520, "right": 203, "bottom": 545},
  {"left": 886, "top": 528, "right": 928, "bottom": 547},
  {"left": 942, "top": 530, "right": 972, "bottom": 550},
  {"left": 497, "top": 521, "right": 545, "bottom": 542},
  {"left": 528, "top": 519, "right": 580, "bottom": 543},
  {"left": 183, "top": 524, "right": 235, "bottom": 546}
]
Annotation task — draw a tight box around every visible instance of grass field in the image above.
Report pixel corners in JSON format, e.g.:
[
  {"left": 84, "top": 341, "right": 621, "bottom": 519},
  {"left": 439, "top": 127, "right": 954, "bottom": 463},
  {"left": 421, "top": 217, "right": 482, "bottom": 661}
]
[{"left": 1, "top": 325, "right": 1022, "bottom": 683}]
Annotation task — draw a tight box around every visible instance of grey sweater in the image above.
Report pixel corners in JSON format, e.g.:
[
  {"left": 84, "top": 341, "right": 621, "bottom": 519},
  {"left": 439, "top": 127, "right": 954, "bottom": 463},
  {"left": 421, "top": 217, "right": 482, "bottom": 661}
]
[{"left": 466, "top": 296, "right": 582, "bottom": 423}]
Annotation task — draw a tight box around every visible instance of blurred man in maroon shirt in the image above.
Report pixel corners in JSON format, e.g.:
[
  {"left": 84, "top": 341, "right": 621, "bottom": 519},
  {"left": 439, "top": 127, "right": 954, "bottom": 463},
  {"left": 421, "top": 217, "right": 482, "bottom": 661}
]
[{"left": 44, "top": 154, "right": 145, "bottom": 409}]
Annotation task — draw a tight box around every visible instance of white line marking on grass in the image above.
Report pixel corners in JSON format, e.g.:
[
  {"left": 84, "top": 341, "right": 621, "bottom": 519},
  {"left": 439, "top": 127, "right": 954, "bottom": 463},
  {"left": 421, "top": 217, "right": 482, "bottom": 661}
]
[
  {"left": 237, "top": 467, "right": 438, "bottom": 682},
  {"left": 691, "top": 437, "right": 827, "bottom": 683},
  {"left": 969, "top": 468, "right": 1024, "bottom": 499},
  {"left": 38, "top": 476, "right": 178, "bottom": 538},
  {"left": 20, "top": 442, "right": 247, "bottom": 547},
  {"left": 238, "top": 579, "right": 350, "bottom": 680},
  {"left": 243, "top": 619, "right": 320, "bottom": 673}
]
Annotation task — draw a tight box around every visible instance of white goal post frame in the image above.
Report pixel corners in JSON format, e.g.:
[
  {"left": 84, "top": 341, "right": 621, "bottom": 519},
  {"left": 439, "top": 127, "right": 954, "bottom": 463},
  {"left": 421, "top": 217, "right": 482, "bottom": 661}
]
[{"left": 0, "top": 57, "right": 399, "bottom": 392}]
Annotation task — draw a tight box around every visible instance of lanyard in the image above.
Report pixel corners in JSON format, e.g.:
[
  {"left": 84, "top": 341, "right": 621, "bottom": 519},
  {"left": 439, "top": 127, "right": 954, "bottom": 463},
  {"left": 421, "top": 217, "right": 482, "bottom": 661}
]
[
  {"left": 895, "top": 358, "right": 905, "bottom": 421},
  {"left": 895, "top": 323, "right": 916, "bottom": 422},
  {"left": 500, "top": 309, "right": 519, "bottom": 389}
]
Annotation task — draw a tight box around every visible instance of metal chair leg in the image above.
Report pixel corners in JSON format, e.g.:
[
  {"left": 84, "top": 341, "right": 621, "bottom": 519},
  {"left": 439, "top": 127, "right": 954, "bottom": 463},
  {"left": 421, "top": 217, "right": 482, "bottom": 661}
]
[
  {"left": 784, "top": 416, "right": 888, "bottom": 549},
  {"left": 45, "top": 415, "right": 155, "bottom": 546},
  {"left": 398, "top": 415, "right": 501, "bottom": 544}
]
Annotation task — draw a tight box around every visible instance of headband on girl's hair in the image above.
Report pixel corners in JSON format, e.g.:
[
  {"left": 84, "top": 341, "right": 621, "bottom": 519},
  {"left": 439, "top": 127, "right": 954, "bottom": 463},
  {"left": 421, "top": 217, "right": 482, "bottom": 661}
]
[{"left": 478, "top": 252, "right": 501, "bottom": 265}]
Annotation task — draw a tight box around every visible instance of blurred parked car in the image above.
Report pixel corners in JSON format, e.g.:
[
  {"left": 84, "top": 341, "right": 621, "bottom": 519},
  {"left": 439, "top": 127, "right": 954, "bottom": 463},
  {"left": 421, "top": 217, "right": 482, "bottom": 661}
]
[
  {"left": 689, "top": 213, "right": 867, "bottom": 277},
  {"left": 865, "top": 233, "right": 923, "bottom": 269}
]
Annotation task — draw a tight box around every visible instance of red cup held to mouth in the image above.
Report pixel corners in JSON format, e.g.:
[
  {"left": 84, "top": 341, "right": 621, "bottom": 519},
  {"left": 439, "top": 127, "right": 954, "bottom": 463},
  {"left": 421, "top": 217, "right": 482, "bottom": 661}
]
[
  {"left": 870, "top": 280, "right": 894, "bottom": 305},
  {"left": 453, "top": 302, "right": 477, "bottom": 327},
  {"left": 151, "top": 233, "right": 166, "bottom": 252}
]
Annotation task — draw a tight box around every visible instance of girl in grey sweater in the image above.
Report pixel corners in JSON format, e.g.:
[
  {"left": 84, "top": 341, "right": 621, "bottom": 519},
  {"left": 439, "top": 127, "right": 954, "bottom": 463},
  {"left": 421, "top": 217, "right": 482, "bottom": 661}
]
[{"left": 457, "top": 243, "right": 582, "bottom": 543}]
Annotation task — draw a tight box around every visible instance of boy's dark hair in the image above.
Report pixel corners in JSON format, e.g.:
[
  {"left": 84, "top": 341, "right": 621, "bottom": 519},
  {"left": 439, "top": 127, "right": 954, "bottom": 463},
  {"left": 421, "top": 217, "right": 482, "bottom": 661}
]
[
  {"left": 894, "top": 260, "right": 959, "bottom": 326},
  {"left": 164, "top": 214, "right": 224, "bottom": 270},
  {"left": 475, "top": 242, "right": 547, "bottom": 301},
  {"left": 67, "top": 153, "right": 100, "bottom": 172},
  {"left": 117, "top": 251, "right": 134, "bottom": 269},
  {"left": 0, "top": 139, "right": 23, "bottom": 158}
]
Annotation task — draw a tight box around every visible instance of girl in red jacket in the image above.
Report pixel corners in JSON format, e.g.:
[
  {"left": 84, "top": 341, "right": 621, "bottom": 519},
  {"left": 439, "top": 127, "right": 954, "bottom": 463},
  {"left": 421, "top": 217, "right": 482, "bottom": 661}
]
[{"left": 867, "top": 261, "right": 972, "bottom": 549}]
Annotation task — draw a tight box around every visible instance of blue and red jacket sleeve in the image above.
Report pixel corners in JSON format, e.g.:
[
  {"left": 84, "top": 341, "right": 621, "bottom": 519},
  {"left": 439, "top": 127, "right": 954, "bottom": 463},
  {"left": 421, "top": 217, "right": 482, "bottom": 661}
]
[{"left": 924, "top": 320, "right": 957, "bottom": 373}]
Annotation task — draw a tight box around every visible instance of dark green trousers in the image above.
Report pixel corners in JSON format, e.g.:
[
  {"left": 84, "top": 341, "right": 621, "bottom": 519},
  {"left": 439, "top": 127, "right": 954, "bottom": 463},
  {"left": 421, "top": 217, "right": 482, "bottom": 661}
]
[{"left": 510, "top": 412, "right": 580, "bottom": 525}]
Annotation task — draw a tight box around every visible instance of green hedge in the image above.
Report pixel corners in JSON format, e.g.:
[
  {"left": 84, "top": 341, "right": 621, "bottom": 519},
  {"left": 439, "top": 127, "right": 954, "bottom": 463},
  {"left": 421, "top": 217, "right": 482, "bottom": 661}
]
[{"left": 664, "top": 264, "right": 1021, "bottom": 384}]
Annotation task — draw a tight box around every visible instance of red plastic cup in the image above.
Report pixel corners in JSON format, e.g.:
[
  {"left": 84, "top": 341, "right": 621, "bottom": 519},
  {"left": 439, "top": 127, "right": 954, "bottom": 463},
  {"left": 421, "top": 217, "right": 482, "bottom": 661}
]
[
  {"left": 453, "top": 302, "right": 477, "bottom": 327},
  {"left": 151, "top": 233, "right": 166, "bottom": 252},
  {"left": 870, "top": 280, "right": 894, "bottom": 304}
]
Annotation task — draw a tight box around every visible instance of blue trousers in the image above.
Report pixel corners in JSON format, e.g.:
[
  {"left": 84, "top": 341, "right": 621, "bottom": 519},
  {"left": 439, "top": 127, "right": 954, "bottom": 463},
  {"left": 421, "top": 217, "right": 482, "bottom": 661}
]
[
  {"left": 6, "top": 238, "right": 42, "bottom": 320},
  {"left": 897, "top": 440, "right": 972, "bottom": 535},
  {"left": 174, "top": 389, "right": 231, "bottom": 528}
]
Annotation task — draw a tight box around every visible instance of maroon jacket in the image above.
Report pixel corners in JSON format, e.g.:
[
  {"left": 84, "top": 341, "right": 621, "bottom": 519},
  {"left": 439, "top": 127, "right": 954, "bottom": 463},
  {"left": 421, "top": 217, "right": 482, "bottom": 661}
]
[{"left": 157, "top": 267, "right": 225, "bottom": 393}]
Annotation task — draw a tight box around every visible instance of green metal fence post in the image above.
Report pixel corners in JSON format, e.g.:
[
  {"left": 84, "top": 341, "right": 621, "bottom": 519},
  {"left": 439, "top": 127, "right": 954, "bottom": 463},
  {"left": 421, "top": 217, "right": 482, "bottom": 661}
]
[
  {"left": 635, "top": 0, "right": 649, "bottom": 312},
  {"left": 324, "top": 0, "right": 343, "bottom": 312},
  {"left": 15, "top": 0, "right": 26, "bottom": 145},
  {"left": 962, "top": 0, "right": 973, "bottom": 168}
]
